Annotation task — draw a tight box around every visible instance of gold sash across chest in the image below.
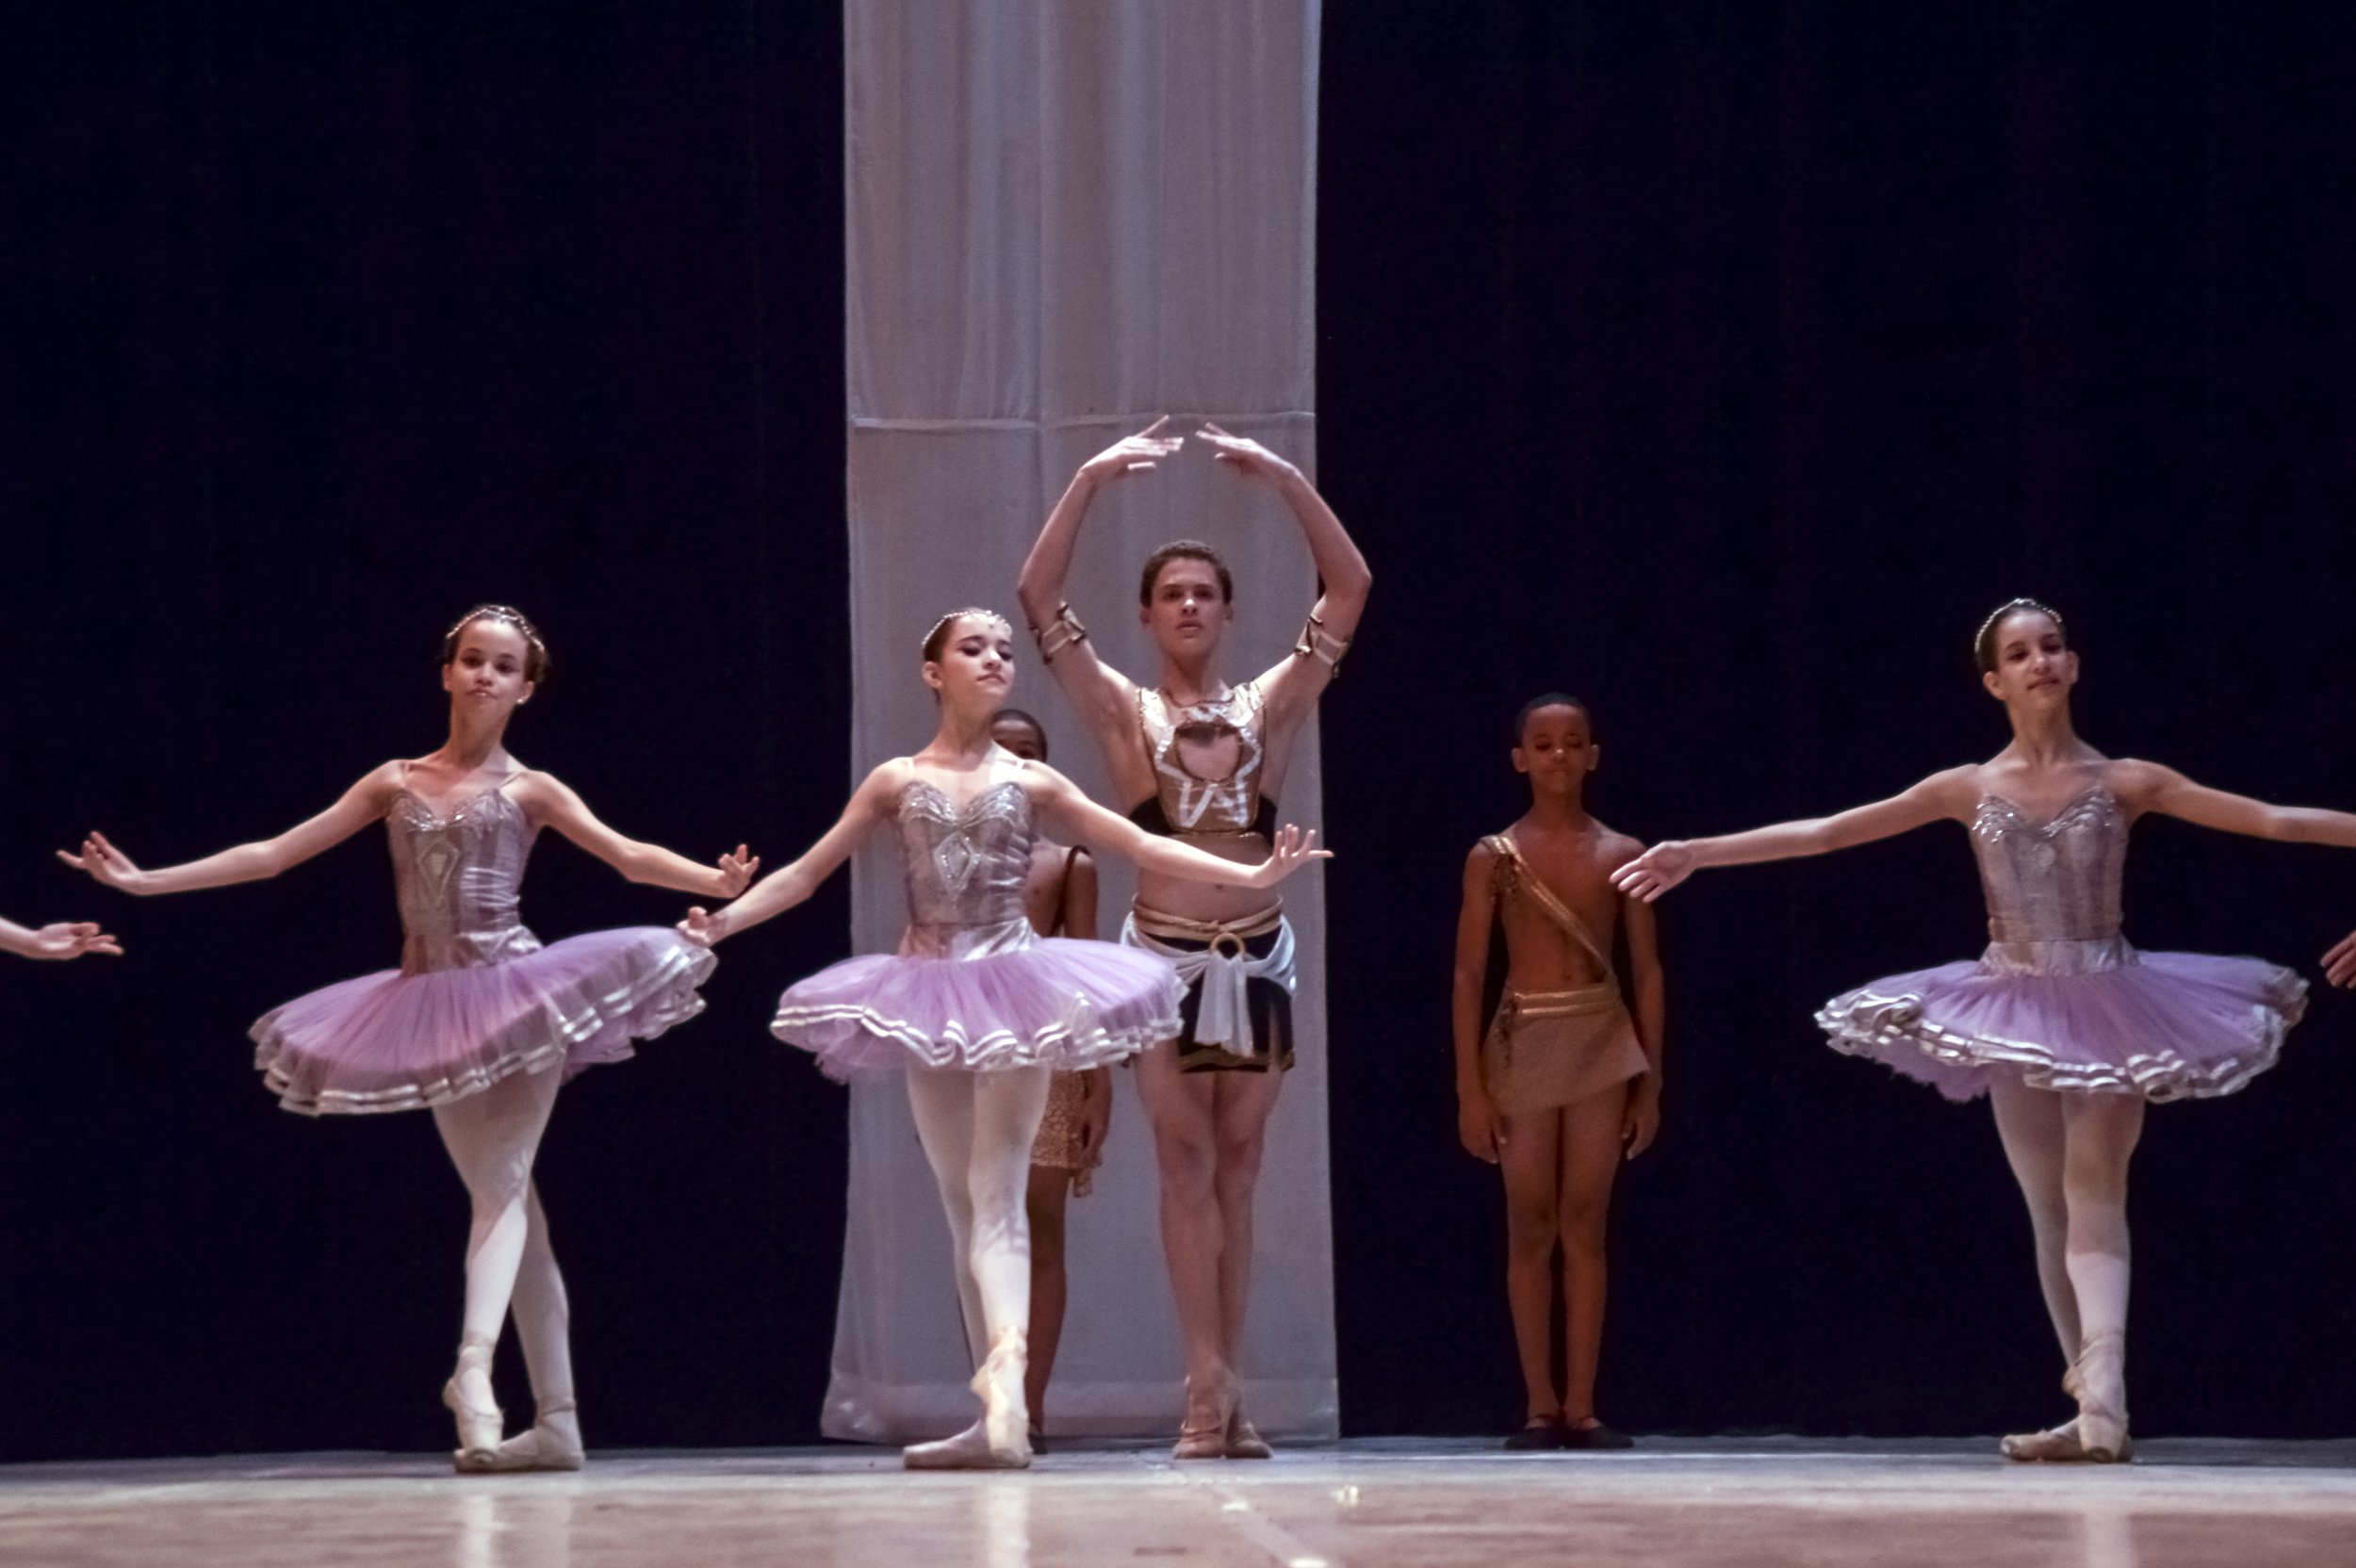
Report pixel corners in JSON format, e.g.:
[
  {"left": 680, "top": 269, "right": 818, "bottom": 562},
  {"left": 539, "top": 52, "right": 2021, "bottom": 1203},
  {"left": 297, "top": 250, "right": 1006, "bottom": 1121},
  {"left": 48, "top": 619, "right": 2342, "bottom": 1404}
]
[{"left": 1483, "top": 832, "right": 1614, "bottom": 991}]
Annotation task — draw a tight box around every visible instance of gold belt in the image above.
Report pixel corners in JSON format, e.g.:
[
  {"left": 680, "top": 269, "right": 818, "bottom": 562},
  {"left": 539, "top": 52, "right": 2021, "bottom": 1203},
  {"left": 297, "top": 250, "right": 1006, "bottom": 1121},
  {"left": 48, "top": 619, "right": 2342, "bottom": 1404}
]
[
  {"left": 1497, "top": 982, "right": 1622, "bottom": 1024},
  {"left": 1131, "top": 902, "right": 1285, "bottom": 959}
]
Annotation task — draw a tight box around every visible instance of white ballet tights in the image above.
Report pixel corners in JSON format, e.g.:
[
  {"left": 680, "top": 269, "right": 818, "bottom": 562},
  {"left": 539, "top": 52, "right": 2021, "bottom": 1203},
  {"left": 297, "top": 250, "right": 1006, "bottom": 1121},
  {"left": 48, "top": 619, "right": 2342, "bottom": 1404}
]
[
  {"left": 905, "top": 1065, "right": 1053, "bottom": 1363},
  {"left": 433, "top": 1067, "right": 574, "bottom": 1410},
  {"left": 1990, "top": 1076, "right": 2142, "bottom": 1392}
]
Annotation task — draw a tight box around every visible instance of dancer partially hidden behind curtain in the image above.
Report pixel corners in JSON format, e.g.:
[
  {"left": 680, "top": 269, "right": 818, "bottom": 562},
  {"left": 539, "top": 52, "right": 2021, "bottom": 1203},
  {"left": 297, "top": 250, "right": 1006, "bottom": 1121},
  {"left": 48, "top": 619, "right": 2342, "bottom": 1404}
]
[
  {"left": 1614, "top": 599, "right": 2351, "bottom": 1462},
  {"left": 0, "top": 916, "right": 118, "bottom": 959},
  {"left": 988, "top": 705, "right": 1113, "bottom": 1452},
  {"left": 1453, "top": 694, "right": 1661, "bottom": 1451},
  {"left": 1018, "top": 418, "right": 1370, "bottom": 1459},
  {"left": 59, "top": 606, "right": 755, "bottom": 1472},
  {"left": 682, "top": 611, "right": 1327, "bottom": 1471}
]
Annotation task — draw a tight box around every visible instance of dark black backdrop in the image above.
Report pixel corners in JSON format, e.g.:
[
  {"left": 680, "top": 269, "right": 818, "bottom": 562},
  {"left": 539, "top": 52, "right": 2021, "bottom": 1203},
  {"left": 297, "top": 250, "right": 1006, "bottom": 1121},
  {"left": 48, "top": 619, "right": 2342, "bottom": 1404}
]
[{"left": 8, "top": 5, "right": 2355, "bottom": 1461}]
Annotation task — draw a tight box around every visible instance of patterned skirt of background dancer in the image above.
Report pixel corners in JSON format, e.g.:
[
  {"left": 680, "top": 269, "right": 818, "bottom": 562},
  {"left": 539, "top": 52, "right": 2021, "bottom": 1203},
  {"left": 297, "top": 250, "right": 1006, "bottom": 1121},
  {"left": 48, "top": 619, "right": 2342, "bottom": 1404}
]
[{"left": 1031, "top": 1071, "right": 1099, "bottom": 1193}]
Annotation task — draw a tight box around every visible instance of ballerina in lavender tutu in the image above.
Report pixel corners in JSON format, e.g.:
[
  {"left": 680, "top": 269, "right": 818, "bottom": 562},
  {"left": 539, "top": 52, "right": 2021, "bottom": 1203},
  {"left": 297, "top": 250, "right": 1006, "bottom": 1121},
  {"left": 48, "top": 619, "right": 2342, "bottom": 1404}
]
[
  {"left": 680, "top": 609, "right": 1327, "bottom": 1471},
  {"left": 1613, "top": 598, "right": 2356, "bottom": 1463},
  {"left": 59, "top": 605, "right": 755, "bottom": 1473}
]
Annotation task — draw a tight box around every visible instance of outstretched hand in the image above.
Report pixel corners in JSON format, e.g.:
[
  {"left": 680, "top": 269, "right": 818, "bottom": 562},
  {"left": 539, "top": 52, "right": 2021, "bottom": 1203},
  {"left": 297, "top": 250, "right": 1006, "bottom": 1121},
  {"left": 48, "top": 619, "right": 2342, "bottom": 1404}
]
[
  {"left": 1611, "top": 841, "right": 1695, "bottom": 904},
  {"left": 679, "top": 906, "right": 729, "bottom": 949},
  {"left": 56, "top": 832, "right": 148, "bottom": 895},
  {"left": 1081, "top": 416, "right": 1184, "bottom": 482},
  {"left": 713, "top": 844, "right": 760, "bottom": 899},
  {"left": 22, "top": 922, "right": 123, "bottom": 960},
  {"left": 1248, "top": 824, "right": 1332, "bottom": 889},
  {"left": 2322, "top": 928, "right": 2356, "bottom": 988},
  {"left": 1197, "top": 422, "right": 1300, "bottom": 484}
]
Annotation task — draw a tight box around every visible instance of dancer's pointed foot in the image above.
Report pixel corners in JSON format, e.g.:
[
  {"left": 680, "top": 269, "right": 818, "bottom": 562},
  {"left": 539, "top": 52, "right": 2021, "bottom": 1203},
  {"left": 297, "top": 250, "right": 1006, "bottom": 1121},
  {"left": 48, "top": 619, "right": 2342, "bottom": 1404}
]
[
  {"left": 904, "top": 1418, "right": 1003, "bottom": 1470},
  {"left": 2003, "top": 1361, "right": 2086, "bottom": 1462},
  {"left": 974, "top": 1327, "right": 1031, "bottom": 1464},
  {"left": 2073, "top": 1331, "right": 2132, "bottom": 1463},
  {"left": 442, "top": 1335, "right": 503, "bottom": 1473},
  {"left": 2000, "top": 1417, "right": 2086, "bottom": 1462},
  {"left": 906, "top": 1329, "right": 1031, "bottom": 1470},
  {"left": 487, "top": 1396, "right": 585, "bottom": 1472}
]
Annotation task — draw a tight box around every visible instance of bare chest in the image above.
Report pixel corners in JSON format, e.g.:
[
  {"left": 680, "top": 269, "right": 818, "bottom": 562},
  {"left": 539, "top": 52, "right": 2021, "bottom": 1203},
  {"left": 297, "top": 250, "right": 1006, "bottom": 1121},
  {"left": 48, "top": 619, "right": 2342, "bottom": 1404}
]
[{"left": 1496, "top": 834, "right": 1623, "bottom": 961}]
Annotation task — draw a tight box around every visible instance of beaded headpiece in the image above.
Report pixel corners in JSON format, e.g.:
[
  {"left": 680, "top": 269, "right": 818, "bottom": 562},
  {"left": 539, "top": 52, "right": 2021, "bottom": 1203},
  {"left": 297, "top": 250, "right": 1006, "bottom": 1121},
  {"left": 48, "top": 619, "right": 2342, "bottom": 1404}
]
[
  {"left": 923, "top": 608, "right": 1014, "bottom": 659},
  {"left": 1973, "top": 597, "right": 2065, "bottom": 672},
  {"left": 443, "top": 603, "right": 549, "bottom": 681}
]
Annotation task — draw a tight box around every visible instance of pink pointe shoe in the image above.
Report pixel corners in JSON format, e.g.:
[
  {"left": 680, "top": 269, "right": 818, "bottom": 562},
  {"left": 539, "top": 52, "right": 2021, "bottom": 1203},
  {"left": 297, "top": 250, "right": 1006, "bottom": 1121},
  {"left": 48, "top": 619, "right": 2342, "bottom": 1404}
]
[
  {"left": 487, "top": 1396, "right": 585, "bottom": 1473},
  {"left": 2002, "top": 1361, "right": 2088, "bottom": 1462},
  {"left": 2072, "top": 1331, "right": 2133, "bottom": 1463},
  {"left": 905, "top": 1329, "right": 1031, "bottom": 1471},
  {"left": 442, "top": 1335, "right": 503, "bottom": 1474}
]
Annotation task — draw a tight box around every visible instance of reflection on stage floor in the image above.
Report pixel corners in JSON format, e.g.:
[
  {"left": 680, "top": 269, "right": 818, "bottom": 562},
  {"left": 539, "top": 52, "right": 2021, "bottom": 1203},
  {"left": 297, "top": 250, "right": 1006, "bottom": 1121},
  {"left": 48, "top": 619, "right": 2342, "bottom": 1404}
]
[{"left": 5, "top": 1435, "right": 2354, "bottom": 1567}]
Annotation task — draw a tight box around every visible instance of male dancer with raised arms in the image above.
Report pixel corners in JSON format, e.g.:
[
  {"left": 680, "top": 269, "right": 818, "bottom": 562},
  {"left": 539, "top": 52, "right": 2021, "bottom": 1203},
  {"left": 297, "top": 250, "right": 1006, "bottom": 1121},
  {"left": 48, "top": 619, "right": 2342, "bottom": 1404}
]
[{"left": 1017, "top": 417, "right": 1369, "bottom": 1458}]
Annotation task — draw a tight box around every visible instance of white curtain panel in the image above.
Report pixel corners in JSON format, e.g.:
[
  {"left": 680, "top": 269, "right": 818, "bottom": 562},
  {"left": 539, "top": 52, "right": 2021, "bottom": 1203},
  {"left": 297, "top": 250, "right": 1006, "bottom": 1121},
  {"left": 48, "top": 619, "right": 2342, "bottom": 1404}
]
[{"left": 834, "top": 0, "right": 1332, "bottom": 1441}]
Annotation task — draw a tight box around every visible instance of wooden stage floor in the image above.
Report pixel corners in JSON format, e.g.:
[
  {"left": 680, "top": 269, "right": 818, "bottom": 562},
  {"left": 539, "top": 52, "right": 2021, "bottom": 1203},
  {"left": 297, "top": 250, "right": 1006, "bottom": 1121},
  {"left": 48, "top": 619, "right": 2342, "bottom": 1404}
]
[{"left": 5, "top": 1435, "right": 2353, "bottom": 1566}]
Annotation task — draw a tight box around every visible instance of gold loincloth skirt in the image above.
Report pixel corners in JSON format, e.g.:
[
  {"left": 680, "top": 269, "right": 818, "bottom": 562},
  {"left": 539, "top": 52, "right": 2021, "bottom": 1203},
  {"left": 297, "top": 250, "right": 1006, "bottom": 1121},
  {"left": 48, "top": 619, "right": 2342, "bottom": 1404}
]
[{"left": 1481, "top": 983, "right": 1647, "bottom": 1115}]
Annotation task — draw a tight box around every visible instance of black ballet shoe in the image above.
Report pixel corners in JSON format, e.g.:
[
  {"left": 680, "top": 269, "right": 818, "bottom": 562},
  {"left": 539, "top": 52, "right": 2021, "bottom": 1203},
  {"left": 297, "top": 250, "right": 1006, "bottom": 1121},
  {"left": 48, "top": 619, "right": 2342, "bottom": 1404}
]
[
  {"left": 1503, "top": 1413, "right": 1565, "bottom": 1451},
  {"left": 1028, "top": 1427, "right": 1048, "bottom": 1456},
  {"left": 1558, "top": 1418, "right": 1634, "bottom": 1451}
]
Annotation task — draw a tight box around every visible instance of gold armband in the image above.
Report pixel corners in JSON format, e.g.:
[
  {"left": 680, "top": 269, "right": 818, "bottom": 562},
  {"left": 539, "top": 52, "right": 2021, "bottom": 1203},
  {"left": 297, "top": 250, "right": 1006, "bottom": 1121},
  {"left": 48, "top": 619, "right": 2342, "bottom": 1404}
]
[
  {"left": 1031, "top": 602, "right": 1089, "bottom": 662},
  {"left": 1294, "top": 612, "right": 1350, "bottom": 673}
]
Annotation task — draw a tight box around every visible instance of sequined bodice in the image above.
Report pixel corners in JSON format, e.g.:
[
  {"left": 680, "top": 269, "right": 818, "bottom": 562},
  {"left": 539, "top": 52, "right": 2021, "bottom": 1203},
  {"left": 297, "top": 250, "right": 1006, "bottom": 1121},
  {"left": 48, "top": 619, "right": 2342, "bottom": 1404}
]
[
  {"left": 1134, "top": 681, "right": 1273, "bottom": 837},
  {"left": 896, "top": 779, "right": 1039, "bottom": 959},
  {"left": 388, "top": 787, "right": 543, "bottom": 974},
  {"left": 1972, "top": 786, "right": 2126, "bottom": 946}
]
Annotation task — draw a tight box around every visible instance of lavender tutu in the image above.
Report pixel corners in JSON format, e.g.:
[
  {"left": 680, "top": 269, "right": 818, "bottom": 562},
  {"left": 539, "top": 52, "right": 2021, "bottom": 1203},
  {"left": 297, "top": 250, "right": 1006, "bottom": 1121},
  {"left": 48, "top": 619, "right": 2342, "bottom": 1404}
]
[
  {"left": 773, "top": 777, "right": 1182, "bottom": 1081},
  {"left": 1815, "top": 785, "right": 2305, "bottom": 1103},
  {"left": 250, "top": 782, "right": 714, "bottom": 1115}
]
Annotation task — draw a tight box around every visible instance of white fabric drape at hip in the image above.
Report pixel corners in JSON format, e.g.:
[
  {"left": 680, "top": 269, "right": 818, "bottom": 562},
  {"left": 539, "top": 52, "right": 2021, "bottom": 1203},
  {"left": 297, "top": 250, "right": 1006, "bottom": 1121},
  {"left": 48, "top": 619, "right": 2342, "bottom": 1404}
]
[{"left": 832, "top": 0, "right": 1333, "bottom": 1441}]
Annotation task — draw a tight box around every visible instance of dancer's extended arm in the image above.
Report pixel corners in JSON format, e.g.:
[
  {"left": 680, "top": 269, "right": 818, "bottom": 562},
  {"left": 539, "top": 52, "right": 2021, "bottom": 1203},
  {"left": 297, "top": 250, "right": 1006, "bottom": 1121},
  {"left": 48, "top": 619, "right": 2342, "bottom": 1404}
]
[
  {"left": 1451, "top": 841, "right": 1505, "bottom": 1164},
  {"left": 2110, "top": 760, "right": 2356, "bottom": 847},
  {"left": 2106, "top": 761, "right": 2356, "bottom": 989},
  {"left": 56, "top": 765, "right": 408, "bottom": 896},
  {"left": 1612, "top": 766, "right": 1977, "bottom": 902},
  {"left": 1015, "top": 420, "right": 1182, "bottom": 731},
  {"left": 1206, "top": 427, "right": 1372, "bottom": 721},
  {"left": 1027, "top": 766, "right": 1328, "bottom": 891},
  {"left": 679, "top": 764, "right": 896, "bottom": 946},
  {"left": 0, "top": 916, "right": 121, "bottom": 959},
  {"left": 512, "top": 774, "right": 755, "bottom": 898}
]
